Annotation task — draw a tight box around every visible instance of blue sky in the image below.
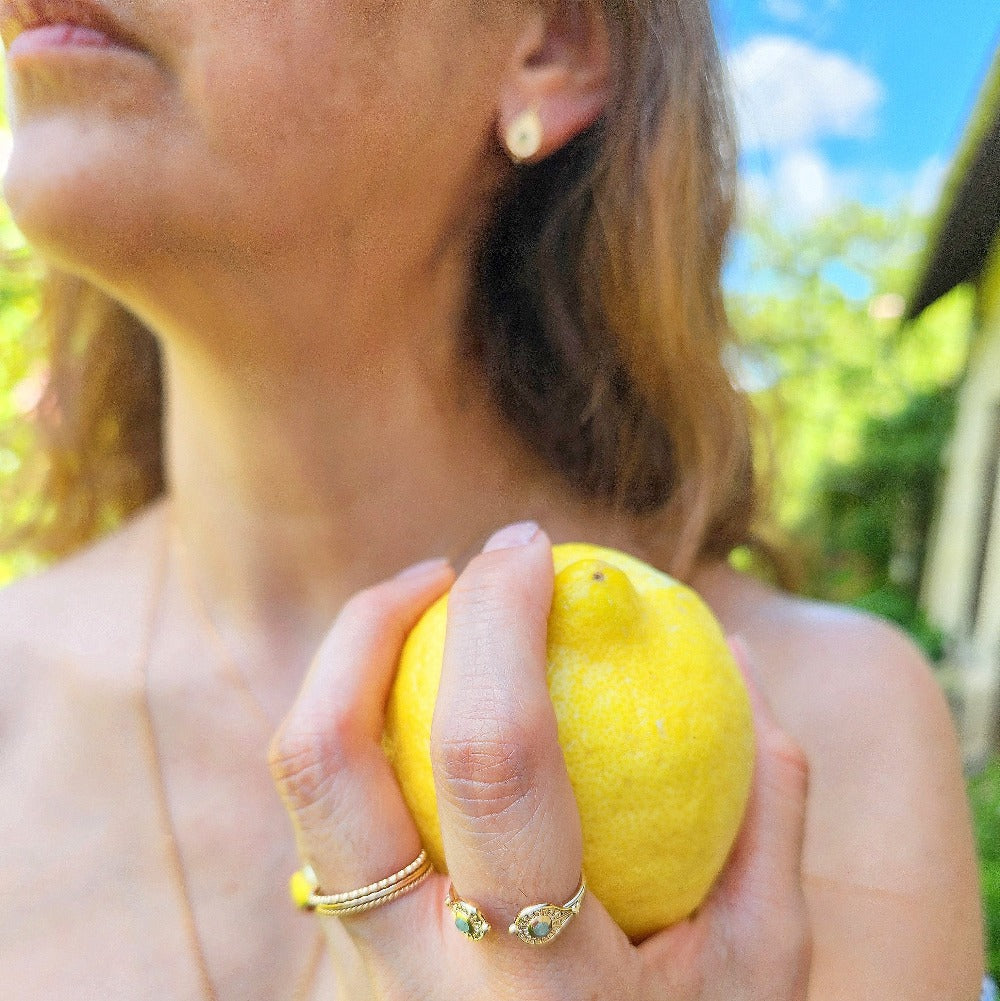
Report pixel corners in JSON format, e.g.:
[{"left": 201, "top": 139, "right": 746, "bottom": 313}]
[{"left": 715, "top": 0, "right": 1000, "bottom": 222}]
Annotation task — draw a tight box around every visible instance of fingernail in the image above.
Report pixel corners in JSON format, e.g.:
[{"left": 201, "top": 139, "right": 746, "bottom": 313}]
[
  {"left": 483, "top": 521, "right": 540, "bottom": 553},
  {"left": 728, "top": 633, "right": 748, "bottom": 659},
  {"left": 724, "top": 636, "right": 752, "bottom": 676},
  {"left": 396, "top": 557, "right": 450, "bottom": 580},
  {"left": 728, "top": 634, "right": 758, "bottom": 680}
]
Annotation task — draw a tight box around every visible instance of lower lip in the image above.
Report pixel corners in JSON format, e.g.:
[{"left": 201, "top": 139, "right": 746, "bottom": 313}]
[{"left": 6, "top": 23, "right": 137, "bottom": 60}]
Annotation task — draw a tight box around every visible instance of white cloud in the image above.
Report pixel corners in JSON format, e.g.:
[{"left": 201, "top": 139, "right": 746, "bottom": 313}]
[
  {"left": 762, "top": 0, "right": 808, "bottom": 22},
  {"left": 774, "top": 149, "right": 841, "bottom": 219},
  {"left": 761, "top": 0, "right": 843, "bottom": 26},
  {"left": 729, "top": 36, "right": 947, "bottom": 225},
  {"left": 742, "top": 148, "right": 847, "bottom": 224},
  {"left": 849, "top": 155, "right": 950, "bottom": 214},
  {"left": 741, "top": 151, "right": 953, "bottom": 226},
  {"left": 729, "top": 35, "right": 884, "bottom": 151}
]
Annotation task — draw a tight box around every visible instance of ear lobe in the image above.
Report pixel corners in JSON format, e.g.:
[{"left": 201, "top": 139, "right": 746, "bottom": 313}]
[{"left": 497, "top": 1, "right": 611, "bottom": 164}]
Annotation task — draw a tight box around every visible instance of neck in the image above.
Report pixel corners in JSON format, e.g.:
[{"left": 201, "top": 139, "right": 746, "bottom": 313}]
[
  {"left": 160, "top": 308, "right": 647, "bottom": 692},
  {"left": 135, "top": 204, "right": 677, "bottom": 705}
]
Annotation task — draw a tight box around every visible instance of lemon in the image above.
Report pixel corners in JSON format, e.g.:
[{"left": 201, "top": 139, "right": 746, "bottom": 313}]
[{"left": 383, "top": 543, "right": 755, "bottom": 939}]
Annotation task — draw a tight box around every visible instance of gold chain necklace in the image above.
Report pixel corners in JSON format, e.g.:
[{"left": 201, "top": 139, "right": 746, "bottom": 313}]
[
  {"left": 135, "top": 501, "right": 325, "bottom": 1000},
  {"left": 167, "top": 501, "right": 282, "bottom": 732}
]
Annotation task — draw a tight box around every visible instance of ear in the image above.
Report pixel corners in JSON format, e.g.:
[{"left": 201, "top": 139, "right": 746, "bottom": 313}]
[{"left": 497, "top": 1, "right": 611, "bottom": 163}]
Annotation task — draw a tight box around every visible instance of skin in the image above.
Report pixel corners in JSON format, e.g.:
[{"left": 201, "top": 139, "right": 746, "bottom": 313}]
[{"left": 0, "top": 0, "right": 985, "bottom": 998}]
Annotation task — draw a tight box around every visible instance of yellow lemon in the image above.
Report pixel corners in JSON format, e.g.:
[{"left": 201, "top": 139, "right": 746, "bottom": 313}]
[{"left": 383, "top": 543, "right": 755, "bottom": 940}]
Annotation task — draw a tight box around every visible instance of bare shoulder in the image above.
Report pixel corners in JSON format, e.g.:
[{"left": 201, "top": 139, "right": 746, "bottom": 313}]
[
  {"left": 697, "top": 562, "right": 984, "bottom": 994},
  {"left": 693, "top": 561, "right": 974, "bottom": 876},
  {"left": 737, "top": 584, "right": 970, "bottom": 863},
  {"left": 0, "top": 499, "right": 166, "bottom": 681},
  {"left": 695, "top": 562, "right": 957, "bottom": 765},
  {"left": 744, "top": 583, "right": 951, "bottom": 750},
  {"left": 0, "top": 499, "right": 167, "bottom": 850},
  {"left": 703, "top": 562, "right": 985, "bottom": 976}
]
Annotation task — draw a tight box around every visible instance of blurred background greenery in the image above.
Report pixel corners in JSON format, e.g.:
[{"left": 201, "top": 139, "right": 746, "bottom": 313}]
[{"left": 1, "top": 41, "right": 997, "bottom": 981}]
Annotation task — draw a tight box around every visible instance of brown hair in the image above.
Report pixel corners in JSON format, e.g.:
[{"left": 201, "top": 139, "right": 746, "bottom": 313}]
[{"left": 8, "top": 0, "right": 756, "bottom": 576}]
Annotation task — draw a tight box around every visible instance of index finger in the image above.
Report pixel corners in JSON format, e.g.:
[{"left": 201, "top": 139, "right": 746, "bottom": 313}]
[{"left": 269, "top": 559, "right": 455, "bottom": 941}]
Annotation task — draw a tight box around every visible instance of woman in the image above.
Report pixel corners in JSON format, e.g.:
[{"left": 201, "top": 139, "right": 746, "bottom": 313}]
[{"left": 0, "top": 0, "right": 986, "bottom": 997}]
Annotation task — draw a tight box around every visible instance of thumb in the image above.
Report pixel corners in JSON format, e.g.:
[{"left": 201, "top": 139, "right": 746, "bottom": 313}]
[{"left": 713, "top": 636, "right": 809, "bottom": 912}]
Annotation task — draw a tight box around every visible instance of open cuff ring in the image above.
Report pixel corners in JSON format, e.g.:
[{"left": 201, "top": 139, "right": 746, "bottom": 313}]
[{"left": 446, "top": 873, "right": 587, "bottom": 946}]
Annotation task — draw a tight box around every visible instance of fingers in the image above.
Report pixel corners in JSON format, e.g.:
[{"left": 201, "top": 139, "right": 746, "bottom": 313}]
[
  {"left": 268, "top": 557, "right": 455, "bottom": 937},
  {"left": 713, "top": 636, "right": 812, "bottom": 996},
  {"left": 430, "top": 522, "right": 591, "bottom": 957},
  {"left": 719, "top": 636, "right": 809, "bottom": 911},
  {"left": 638, "top": 637, "right": 811, "bottom": 998}
]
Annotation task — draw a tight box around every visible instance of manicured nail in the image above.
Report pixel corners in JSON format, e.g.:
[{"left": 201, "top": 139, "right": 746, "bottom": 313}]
[
  {"left": 483, "top": 521, "right": 540, "bottom": 553},
  {"left": 396, "top": 557, "right": 450, "bottom": 580},
  {"left": 728, "top": 634, "right": 758, "bottom": 679}
]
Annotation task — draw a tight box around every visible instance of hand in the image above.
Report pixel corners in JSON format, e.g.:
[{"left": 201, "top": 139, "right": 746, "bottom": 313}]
[{"left": 269, "top": 523, "right": 812, "bottom": 1000}]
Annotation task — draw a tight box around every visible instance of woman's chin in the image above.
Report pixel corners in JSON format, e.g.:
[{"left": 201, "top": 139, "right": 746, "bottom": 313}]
[
  {"left": 3, "top": 124, "right": 170, "bottom": 278},
  {"left": 9, "top": 182, "right": 120, "bottom": 281}
]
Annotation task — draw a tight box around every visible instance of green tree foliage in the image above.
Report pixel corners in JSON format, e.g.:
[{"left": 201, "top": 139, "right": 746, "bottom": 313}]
[
  {"left": 730, "top": 203, "right": 998, "bottom": 970},
  {"left": 969, "top": 756, "right": 1000, "bottom": 978},
  {"left": 729, "top": 202, "right": 974, "bottom": 655},
  {"left": 808, "top": 388, "right": 957, "bottom": 659},
  {"left": 0, "top": 66, "right": 44, "bottom": 583},
  {"left": 0, "top": 167, "right": 43, "bottom": 584}
]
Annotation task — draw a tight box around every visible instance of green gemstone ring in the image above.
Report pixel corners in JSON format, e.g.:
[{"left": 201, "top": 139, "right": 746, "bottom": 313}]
[
  {"left": 445, "top": 885, "right": 491, "bottom": 942},
  {"left": 444, "top": 873, "right": 586, "bottom": 947},
  {"left": 508, "top": 874, "right": 587, "bottom": 946}
]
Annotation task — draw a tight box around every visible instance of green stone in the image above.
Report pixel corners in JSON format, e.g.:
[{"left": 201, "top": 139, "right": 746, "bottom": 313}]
[
  {"left": 530, "top": 919, "right": 551, "bottom": 938},
  {"left": 455, "top": 916, "right": 471, "bottom": 935}
]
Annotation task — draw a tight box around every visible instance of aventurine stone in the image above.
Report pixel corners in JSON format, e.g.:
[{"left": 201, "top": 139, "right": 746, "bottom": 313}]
[
  {"left": 530, "top": 919, "right": 551, "bottom": 938},
  {"left": 456, "top": 916, "right": 471, "bottom": 934}
]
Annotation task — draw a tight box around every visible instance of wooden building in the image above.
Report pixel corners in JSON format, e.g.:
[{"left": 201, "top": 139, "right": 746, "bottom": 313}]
[{"left": 910, "top": 50, "right": 1000, "bottom": 768}]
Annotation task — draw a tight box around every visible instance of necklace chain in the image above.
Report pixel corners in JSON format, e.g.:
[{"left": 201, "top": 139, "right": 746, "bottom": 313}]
[
  {"left": 167, "top": 501, "right": 278, "bottom": 732},
  {"left": 135, "top": 499, "right": 324, "bottom": 1000}
]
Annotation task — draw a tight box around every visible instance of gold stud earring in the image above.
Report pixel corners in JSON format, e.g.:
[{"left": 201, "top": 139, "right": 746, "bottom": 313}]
[{"left": 505, "top": 108, "right": 544, "bottom": 164}]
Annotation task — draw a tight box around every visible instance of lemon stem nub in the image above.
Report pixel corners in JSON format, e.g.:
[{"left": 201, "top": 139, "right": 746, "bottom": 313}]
[{"left": 549, "top": 559, "right": 643, "bottom": 647}]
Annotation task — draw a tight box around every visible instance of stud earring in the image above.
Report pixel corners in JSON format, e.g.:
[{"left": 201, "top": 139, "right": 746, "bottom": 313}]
[{"left": 505, "top": 108, "right": 544, "bottom": 164}]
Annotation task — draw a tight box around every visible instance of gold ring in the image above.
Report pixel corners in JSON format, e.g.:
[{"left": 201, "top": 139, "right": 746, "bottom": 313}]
[
  {"left": 445, "top": 883, "right": 492, "bottom": 941},
  {"left": 290, "top": 849, "right": 433, "bottom": 916},
  {"left": 508, "top": 873, "right": 587, "bottom": 946}
]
